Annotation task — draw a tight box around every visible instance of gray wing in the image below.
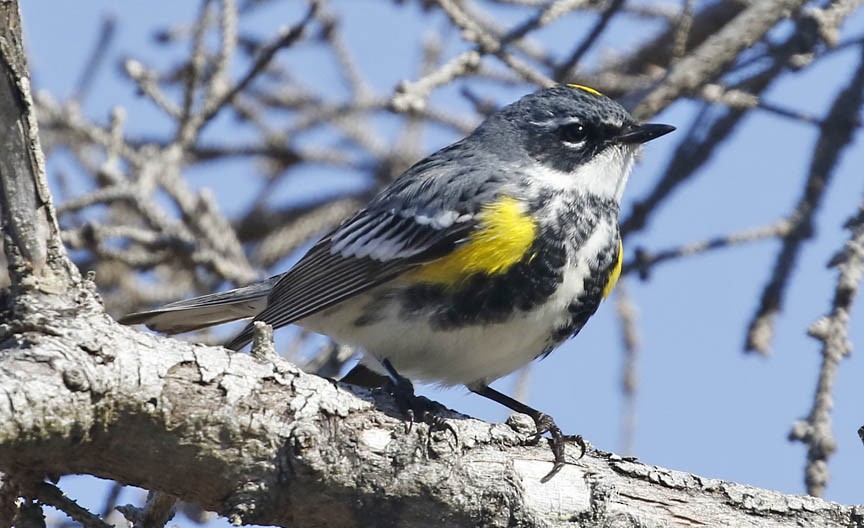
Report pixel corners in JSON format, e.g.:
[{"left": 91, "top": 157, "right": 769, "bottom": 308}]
[
  {"left": 225, "top": 208, "right": 475, "bottom": 350},
  {"left": 227, "top": 141, "right": 505, "bottom": 350}
]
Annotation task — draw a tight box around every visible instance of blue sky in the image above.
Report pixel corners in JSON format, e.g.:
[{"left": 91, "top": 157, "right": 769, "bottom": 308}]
[{"left": 21, "top": 1, "right": 864, "bottom": 521}]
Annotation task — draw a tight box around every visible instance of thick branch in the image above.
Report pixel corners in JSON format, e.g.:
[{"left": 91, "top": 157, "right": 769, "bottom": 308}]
[
  {"left": 0, "top": 2, "right": 75, "bottom": 290},
  {"left": 0, "top": 307, "right": 860, "bottom": 527}
]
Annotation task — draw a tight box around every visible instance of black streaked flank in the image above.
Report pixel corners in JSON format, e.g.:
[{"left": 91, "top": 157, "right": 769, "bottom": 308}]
[
  {"left": 396, "top": 226, "right": 567, "bottom": 328},
  {"left": 542, "top": 236, "right": 620, "bottom": 356},
  {"left": 354, "top": 193, "right": 621, "bottom": 335}
]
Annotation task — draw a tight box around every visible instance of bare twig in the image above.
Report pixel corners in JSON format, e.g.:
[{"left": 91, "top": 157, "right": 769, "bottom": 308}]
[
  {"left": 115, "top": 491, "right": 177, "bottom": 528},
  {"left": 197, "top": 3, "right": 317, "bottom": 129},
  {"left": 633, "top": 0, "right": 809, "bottom": 120},
  {"left": 32, "top": 483, "right": 112, "bottom": 528},
  {"left": 208, "top": 0, "right": 238, "bottom": 108},
  {"left": 670, "top": 0, "right": 696, "bottom": 62},
  {"left": 175, "top": 0, "right": 214, "bottom": 146},
  {"left": 625, "top": 221, "right": 793, "bottom": 279},
  {"left": 789, "top": 195, "right": 864, "bottom": 496},
  {"left": 745, "top": 44, "right": 864, "bottom": 354},
  {"left": 614, "top": 282, "right": 640, "bottom": 456},
  {"left": 392, "top": 0, "right": 578, "bottom": 112},
  {"left": 72, "top": 15, "right": 116, "bottom": 103},
  {"left": 554, "top": 0, "right": 627, "bottom": 80},
  {"left": 122, "top": 59, "right": 182, "bottom": 118},
  {"left": 250, "top": 321, "right": 278, "bottom": 362},
  {"left": 621, "top": 6, "right": 852, "bottom": 238}
]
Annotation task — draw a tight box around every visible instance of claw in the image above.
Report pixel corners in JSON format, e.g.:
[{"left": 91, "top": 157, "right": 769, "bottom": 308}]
[
  {"left": 405, "top": 408, "right": 416, "bottom": 434},
  {"left": 382, "top": 360, "right": 458, "bottom": 444},
  {"left": 470, "top": 385, "right": 587, "bottom": 482},
  {"left": 396, "top": 407, "right": 457, "bottom": 444},
  {"left": 395, "top": 397, "right": 458, "bottom": 444},
  {"left": 532, "top": 412, "right": 585, "bottom": 483},
  {"left": 423, "top": 411, "right": 459, "bottom": 444}
]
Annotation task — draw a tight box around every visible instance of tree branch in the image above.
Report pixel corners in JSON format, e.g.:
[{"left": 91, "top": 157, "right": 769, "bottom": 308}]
[
  {"left": 0, "top": 2, "right": 76, "bottom": 291},
  {"left": 0, "top": 309, "right": 861, "bottom": 527},
  {"left": 31, "top": 482, "right": 113, "bottom": 528},
  {"left": 633, "top": 0, "right": 808, "bottom": 120}
]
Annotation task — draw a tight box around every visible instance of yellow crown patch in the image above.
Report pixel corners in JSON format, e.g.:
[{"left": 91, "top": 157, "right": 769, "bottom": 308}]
[{"left": 566, "top": 84, "right": 603, "bottom": 97}]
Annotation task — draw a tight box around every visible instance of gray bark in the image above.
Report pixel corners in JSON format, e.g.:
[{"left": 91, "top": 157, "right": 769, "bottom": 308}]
[
  {"left": 0, "top": 1, "right": 74, "bottom": 292},
  {"left": 1, "top": 303, "right": 863, "bottom": 527}
]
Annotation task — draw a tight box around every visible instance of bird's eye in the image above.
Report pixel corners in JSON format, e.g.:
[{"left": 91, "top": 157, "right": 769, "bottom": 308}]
[{"left": 559, "top": 122, "right": 588, "bottom": 144}]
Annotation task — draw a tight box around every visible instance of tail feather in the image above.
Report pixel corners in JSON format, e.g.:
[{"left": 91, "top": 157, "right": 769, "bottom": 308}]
[{"left": 118, "top": 276, "right": 280, "bottom": 334}]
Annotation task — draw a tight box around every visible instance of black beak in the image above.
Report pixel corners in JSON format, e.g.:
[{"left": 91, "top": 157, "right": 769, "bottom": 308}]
[{"left": 616, "top": 123, "right": 676, "bottom": 144}]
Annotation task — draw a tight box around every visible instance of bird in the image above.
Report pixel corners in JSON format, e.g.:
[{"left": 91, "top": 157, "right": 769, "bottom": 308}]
[{"left": 120, "top": 84, "right": 675, "bottom": 481}]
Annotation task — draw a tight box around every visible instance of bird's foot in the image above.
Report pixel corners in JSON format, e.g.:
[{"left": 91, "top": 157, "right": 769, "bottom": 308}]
[
  {"left": 385, "top": 371, "right": 457, "bottom": 441},
  {"left": 528, "top": 412, "right": 586, "bottom": 483},
  {"left": 469, "top": 384, "right": 585, "bottom": 482}
]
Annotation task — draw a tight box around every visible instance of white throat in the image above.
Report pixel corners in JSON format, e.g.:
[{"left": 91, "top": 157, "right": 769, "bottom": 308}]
[{"left": 531, "top": 144, "right": 641, "bottom": 203}]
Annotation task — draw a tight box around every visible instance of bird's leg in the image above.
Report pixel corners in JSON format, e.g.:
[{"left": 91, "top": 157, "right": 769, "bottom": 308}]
[
  {"left": 340, "top": 363, "right": 390, "bottom": 388},
  {"left": 470, "top": 384, "right": 586, "bottom": 482},
  {"left": 381, "top": 359, "right": 456, "bottom": 438}
]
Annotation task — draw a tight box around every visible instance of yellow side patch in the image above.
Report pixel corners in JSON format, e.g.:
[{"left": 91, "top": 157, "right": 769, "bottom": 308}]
[
  {"left": 408, "top": 197, "right": 536, "bottom": 285},
  {"left": 566, "top": 84, "right": 603, "bottom": 97},
  {"left": 602, "top": 239, "right": 623, "bottom": 299}
]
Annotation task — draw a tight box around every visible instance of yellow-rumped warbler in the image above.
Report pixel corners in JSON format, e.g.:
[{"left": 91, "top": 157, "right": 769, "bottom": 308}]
[{"left": 121, "top": 84, "right": 674, "bottom": 480}]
